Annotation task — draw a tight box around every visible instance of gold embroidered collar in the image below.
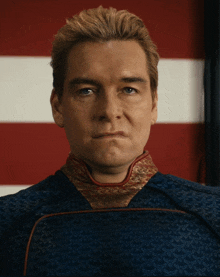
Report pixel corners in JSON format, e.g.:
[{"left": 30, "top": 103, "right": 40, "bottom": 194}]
[{"left": 61, "top": 151, "right": 158, "bottom": 209}]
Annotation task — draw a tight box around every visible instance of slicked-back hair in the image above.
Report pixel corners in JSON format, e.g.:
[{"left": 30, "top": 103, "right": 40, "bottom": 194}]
[{"left": 51, "top": 6, "right": 159, "bottom": 100}]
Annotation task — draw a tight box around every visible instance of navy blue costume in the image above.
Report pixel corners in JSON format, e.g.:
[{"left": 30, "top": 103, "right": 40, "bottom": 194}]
[{"left": 0, "top": 169, "right": 220, "bottom": 276}]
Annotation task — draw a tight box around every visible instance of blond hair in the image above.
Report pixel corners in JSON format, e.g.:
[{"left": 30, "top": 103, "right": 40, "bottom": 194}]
[{"left": 51, "top": 6, "right": 159, "bottom": 100}]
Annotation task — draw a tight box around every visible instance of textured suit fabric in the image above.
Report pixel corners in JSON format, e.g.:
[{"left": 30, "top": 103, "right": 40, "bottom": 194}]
[{"left": 0, "top": 171, "right": 220, "bottom": 276}]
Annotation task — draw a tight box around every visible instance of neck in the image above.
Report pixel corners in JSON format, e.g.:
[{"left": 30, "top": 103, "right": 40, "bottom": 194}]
[
  {"left": 85, "top": 161, "right": 132, "bottom": 184},
  {"left": 61, "top": 151, "right": 158, "bottom": 209},
  {"left": 90, "top": 167, "right": 129, "bottom": 184}
]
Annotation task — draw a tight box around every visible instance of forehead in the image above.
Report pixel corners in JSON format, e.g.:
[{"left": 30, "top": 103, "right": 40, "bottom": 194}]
[{"left": 65, "top": 40, "right": 149, "bottom": 82}]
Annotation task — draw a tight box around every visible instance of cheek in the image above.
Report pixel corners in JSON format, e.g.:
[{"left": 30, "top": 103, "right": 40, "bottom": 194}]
[
  {"left": 130, "top": 105, "right": 153, "bottom": 146},
  {"left": 63, "top": 105, "right": 92, "bottom": 141},
  {"left": 63, "top": 108, "right": 80, "bottom": 135},
  {"left": 63, "top": 102, "right": 82, "bottom": 125},
  {"left": 131, "top": 106, "right": 152, "bottom": 130}
]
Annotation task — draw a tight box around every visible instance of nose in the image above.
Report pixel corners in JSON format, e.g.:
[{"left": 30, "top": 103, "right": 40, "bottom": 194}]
[{"left": 94, "top": 89, "right": 122, "bottom": 122}]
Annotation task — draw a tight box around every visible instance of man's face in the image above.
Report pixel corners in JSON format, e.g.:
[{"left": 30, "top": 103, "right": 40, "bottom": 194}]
[{"left": 51, "top": 40, "right": 157, "bottom": 171}]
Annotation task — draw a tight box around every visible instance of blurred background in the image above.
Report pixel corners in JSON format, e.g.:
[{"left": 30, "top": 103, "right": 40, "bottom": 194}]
[{"left": 0, "top": 0, "right": 205, "bottom": 195}]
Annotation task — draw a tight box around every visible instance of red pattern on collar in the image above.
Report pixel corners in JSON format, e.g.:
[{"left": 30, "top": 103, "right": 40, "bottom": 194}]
[{"left": 61, "top": 151, "right": 158, "bottom": 209}]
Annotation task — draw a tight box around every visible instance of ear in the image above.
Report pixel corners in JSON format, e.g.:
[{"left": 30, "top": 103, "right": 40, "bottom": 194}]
[
  {"left": 50, "top": 89, "right": 64, "bottom": 128},
  {"left": 151, "top": 92, "right": 158, "bottom": 125}
]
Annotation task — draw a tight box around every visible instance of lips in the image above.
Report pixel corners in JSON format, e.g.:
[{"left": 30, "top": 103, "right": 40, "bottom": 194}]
[{"left": 93, "top": 131, "right": 126, "bottom": 138}]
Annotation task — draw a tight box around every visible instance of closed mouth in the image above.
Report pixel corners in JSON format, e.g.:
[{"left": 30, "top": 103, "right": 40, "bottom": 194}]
[{"left": 93, "top": 131, "right": 126, "bottom": 138}]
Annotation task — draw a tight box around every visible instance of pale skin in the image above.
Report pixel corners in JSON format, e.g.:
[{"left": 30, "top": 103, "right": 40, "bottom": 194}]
[{"left": 51, "top": 40, "right": 158, "bottom": 183}]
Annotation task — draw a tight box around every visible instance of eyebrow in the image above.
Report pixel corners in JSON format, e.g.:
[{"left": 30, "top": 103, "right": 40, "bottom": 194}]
[
  {"left": 120, "top": 77, "right": 147, "bottom": 83},
  {"left": 68, "top": 78, "right": 101, "bottom": 88},
  {"left": 67, "top": 76, "right": 148, "bottom": 89}
]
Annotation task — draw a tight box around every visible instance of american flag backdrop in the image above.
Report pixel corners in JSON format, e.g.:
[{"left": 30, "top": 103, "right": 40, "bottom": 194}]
[{"left": 0, "top": 0, "right": 205, "bottom": 196}]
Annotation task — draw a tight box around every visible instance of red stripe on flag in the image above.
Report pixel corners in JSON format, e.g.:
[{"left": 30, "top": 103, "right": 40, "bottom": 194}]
[
  {"left": 0, "top": 123, "right": 205, "bottom": 184},
  {"left": 1, "top": 0, "right": 204, "bottom": 58}
]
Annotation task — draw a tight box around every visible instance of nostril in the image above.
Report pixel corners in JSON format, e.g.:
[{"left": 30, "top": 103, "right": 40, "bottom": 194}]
[
  {"left": 98, "top": 114, "right": 121, "bottom": 122},
  {"left": 99, "top": 116, "right": 106, "bottom": 121}
]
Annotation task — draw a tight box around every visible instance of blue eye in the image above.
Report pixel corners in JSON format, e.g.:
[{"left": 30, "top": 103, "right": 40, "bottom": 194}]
[
  {"left": 123, "top": 87, "right": 137, "bottom": 94},
  {"left": 78, "top": 88, "right": 94, "bottom": 96}
]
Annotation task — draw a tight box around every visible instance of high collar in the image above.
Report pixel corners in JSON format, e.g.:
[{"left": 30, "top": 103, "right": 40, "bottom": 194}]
[{"left": 61, "top": 151, "right": 158, "bottom": 209}]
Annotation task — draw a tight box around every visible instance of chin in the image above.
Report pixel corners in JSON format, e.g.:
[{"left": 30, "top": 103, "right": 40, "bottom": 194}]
[
  {"left": 71, "top": 140, "right": 144, "bottom": 168},
  {"left": 86, "top": 148, "right": 140, "bottom": 169}
]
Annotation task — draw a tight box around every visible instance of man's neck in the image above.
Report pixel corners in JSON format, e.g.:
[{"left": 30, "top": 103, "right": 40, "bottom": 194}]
[
  {"left": 90, "top": 168, "right": 128, "bottom": 184},
  {"left": 84, "top": 161, "right": 133, "bottom": 184}
]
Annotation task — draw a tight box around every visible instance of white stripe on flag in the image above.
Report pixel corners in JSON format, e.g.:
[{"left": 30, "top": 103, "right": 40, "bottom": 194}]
[
  {"left": 0, "top": 57, "right": 204, "bottom": 123},
  {"left": 0, "top": 185, "right": 31, "bottom": 197}
]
